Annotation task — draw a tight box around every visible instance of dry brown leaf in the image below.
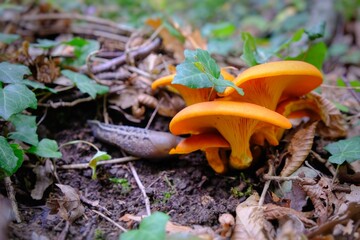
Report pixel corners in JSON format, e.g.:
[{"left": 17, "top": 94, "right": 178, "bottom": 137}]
[
  {"left": 146, "top": 18, "right": 185, "bottom": 61},
  {"left": 263, "top": 203, "right": 316, "bottom": 228},
  {"left": 31, "top": 159, "right": 54, "bottom": 200},
  {"left": 184, "top": 29, "right": 207, "bottom": 50},
  {"left": 345, "top": 184, "right": 360, "bottom": 203},
  {"left": 218, "top": 213, "right": 235, "bottom": 238},
  {"left": 300, "top": 177, "right": 335, "bottom": 225},
  {"left": 47, "top": 184, "right": 85, "bottom": 223},
  {"left": 275, "top": 215, "right": 307, "bottom": 240},
  {"left": 232, "top": 193, "right": 275, "bottom": 240},
  {"left": 280, "top": 121, "right": 318, "bottom": 177}
]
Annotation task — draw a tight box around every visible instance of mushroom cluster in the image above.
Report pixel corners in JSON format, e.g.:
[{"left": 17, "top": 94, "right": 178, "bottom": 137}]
[{"left": 152, "top": 60, "right": 323, "bottom": 173}]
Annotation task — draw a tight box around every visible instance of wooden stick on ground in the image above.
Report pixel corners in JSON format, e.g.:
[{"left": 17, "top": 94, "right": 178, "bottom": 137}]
[{"left": 4, "top": 177, "right": 21, "bottom": 223}]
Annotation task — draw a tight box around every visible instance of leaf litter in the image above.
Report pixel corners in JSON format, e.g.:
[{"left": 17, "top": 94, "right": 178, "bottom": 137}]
[{"left": 0, "top": 2, "right": 360, "bottom": 240}]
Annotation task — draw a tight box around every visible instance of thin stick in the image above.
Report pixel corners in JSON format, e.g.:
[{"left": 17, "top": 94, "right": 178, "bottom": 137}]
[
  {"left": 58, "top": 156, "right": 139, "bottom": 169},
  {"left": 4, "top": 177, "right": 21, "bottom": 223},
  {"left": 145, "top": 98, "right": 163, "bottom": 129},
  {"left": 38, "top": 96, "right": 93, "bottom": 108},
  {"left": 128, "top": 162, "right": 151, "bottom": 216},
  {"left": 259, "top": 162, "right": 274, "bottom": 206},
  {"left": 92, "top": 209, "right": 127, "bottom": 232}
]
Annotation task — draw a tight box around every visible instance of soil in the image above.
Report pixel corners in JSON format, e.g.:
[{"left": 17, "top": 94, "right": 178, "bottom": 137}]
[{"left": 5, "top": 101, "right": 247, "bottom": 240}]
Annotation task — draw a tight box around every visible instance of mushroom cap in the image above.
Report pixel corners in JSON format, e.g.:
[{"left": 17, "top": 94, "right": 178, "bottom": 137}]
[
  {"left": 170, "top": 101, "right": 292, "bottom": 135},
  {"left": 170, "top": 101, "right": 292, "bottom": 169},
  {"left": 219, "top": 61, "right": 323, "bottom": 98}
]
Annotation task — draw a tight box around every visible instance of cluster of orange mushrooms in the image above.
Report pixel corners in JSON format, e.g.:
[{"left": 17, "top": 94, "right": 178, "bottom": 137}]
[{"left": 152, "top": 61, "right": 323, "bottom": 173}]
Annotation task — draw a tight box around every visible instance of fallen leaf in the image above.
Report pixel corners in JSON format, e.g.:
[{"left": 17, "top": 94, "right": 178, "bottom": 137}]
[
  {"left": 232, "top": 193, "right": 275, "bottom": 240},
  {"left": 218, "top": 213, "right": 235, "bottom": 237},
  {"left": 281, "top": 121, "right": 318, "bottom": 177},
  {"left": 345, "top": 184, "right": 360, "bottom": 203},
  {"left": 275, "top": 214, "right": 306, "bottom": 240},
  {"left": 47, "top": 184, "right": 85, "bottom": 223},
  {"left": 31, "top": 159, "right": 54, "bottom": 200}
]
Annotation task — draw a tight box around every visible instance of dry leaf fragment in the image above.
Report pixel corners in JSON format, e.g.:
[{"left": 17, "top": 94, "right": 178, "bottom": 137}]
[
  {"left": 31, "top": 159, "right": 54, "bottom": 200},
  {"left": 218, "top": 213, "right": 235, "bottom": 237},
  {"left": 280, "top": 121, "right": 318, "bottom": 177},
  {"left": 345, "top": 184, "right": 360, "bottom": 203},
  {"left": 47, "top": 184, "right": 85, "bottom": 223},
  {"left": 232, "top": 193, "right": 275, "bottom": 240}
]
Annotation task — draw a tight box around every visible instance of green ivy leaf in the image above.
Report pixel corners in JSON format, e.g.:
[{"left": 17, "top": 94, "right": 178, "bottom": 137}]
[
  {"left": 63, "top": 38, "right": 100, "bottom": 67},
  {"left": 0, "top": 62, "right": 31, "bottom": 84},
  {"left": 61, "top": 70, "right": 109, "bottom": 99},
  {"left": 172, "top": 49, "right": 243, "bottom": 95},
  {"left": 22, "top": 79, "right": 58, "bottom": 93},
  {"left": 286, "top": 42, "right": 327, "bottom": 70},
  {"left": 305, "top": 22, "right": 326, "bottom": 41},
  {"left": 28, "top": 138, "right": 62, "bottom": 158},
  {"left": 89, "top": 151, "right": 111, "bottom": 179},
  {"left": 0, "top": 136, "right": 24, "bottom": 176},
  {"left": 0, "top": 33, "right": 20, "bottom": 44},
  {"left": 241, "top": 32, "right": 259, "bottom": 67},
  {"left": 0, "top": 83, "right": 37, "bottom": 120},
  {"left": 120, "top": 212, "right": 169, "bottom": 240},
  {"left": 32, "top": 39, "right": 60, "bottom": 49},
  {"left": 8, "top": 114, "right": 39, "bottom": 146},
  {"left": 325, "top": 136, "right": 360, "bottom": 165}
]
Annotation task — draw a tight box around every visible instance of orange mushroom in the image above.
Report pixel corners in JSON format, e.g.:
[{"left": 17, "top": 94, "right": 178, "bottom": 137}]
[
  {"left": 218, "top": 61, "right": 322, "bottom": 146},
  {"left": 169, "top": 132, "right": 230, "bottom": 173},
  {"left": 151, "top": 69, "right": 235, "bottom": 105},
  {"left": 169, "top": 101, "right": 292, "bottom": 169}
]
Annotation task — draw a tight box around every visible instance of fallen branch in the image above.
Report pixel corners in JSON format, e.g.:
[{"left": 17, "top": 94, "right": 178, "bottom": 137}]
[
  {"left": 91, "top": 38, "right": 161, "bottom": 73},
  {"left": 38, "top": 96, "right": 93, "bottom": 108}
]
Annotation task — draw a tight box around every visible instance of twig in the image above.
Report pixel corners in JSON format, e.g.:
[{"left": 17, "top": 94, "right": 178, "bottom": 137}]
[
  {"left": 4, "top": 177, "right": 21, "bottom": 223},
  {"left": 311, "top": 150, "right": 336, "bottom": 176},
  {"left": 38, "top": 96, "right": 93, "bottom": 108},
  {"left": 58, "top": 156, "right": 139, "bottom": 169},
  {"left": 80, "top": 195, "right": 111, "bottom": 215},
  {"left": 259, "top": 162, "right": 274, "bottom": 206},
  {"left": 145, "top": 98, "right": 163, "bottom": 129},
  {"left": 343, "top": 74, "right": 360, "bottom": 104},
  {"left": 92, "top": 209, "right": 127, "bottom": 232},
  {"left": 91, "top": 38, "right": 161, "bottom": 73},
  {"left": 128, "top": 162, "right": 151, "bottom": 216}
]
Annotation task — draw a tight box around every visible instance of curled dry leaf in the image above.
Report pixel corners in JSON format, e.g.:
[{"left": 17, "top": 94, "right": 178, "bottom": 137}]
[
  {"left": 280, "top": 121, "right": 318, "bottom": 177},
  {"left": 263, "top": 204, "right": 316, "bottom": 228},
  {"left": 232, "top": 193, "right": 275, "bottom": 240},
  {"left": 31, "top": 159, "right": 54, "bottom": 200},
  {"left": 47, "top": 184, "right": 85, "bottom": 223},
  {"left": 218, "top": 213, "right": 235, "bottom": 238},
  {"left": 275, "top": 215, "right": 306, "bottom": 240},
  {"left": 300, "top": 177, "right": 335, "bottom": 225}
]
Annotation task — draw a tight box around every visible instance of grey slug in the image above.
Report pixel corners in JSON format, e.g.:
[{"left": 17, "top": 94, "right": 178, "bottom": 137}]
[{"left": 87, "top": 120, "right": 182, "bottom": 159}]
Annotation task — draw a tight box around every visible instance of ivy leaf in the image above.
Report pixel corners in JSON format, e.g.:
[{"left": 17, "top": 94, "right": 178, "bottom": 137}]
[
  {"left": 172, "top": 49, "right": 243, "bottom": 95},
  {"left": 120, "top": 212, "right": 169, "bottom": 240},
  {"left": 28, "top": 138, "right": 62, "bottom": 158},
  {"left": 32, "top": 39, "right": 60, "bottom": 49},
  {"left": 63, "top": 38, "right": 100, "bottom": 67},
  {"left": 0, "top": 83, "right": 37, "bottom": 120},
  {"left": 0, "top": 33, "right": 20, "bottom": 44},
  {"left": 241, "top": 32, "right": 259, "bottom": 67},
  {"left": 0, "top": 62, "right": 31, "bottom": 84},
  {"left": 305, "top": 22, "right": 326, "bottom": 41},
  {"left": 61, "top": 70, "right": 109, "bottom": 99},
  {"left": 88, "top": 151, "right": 111, "bottom": 179},
  {"left": 22, "top": 79, "right": 58, "bottom": 93},
  {"left": 325, "top": 136, "right": 360, "bottom": 165},
  {"left": 8, "top": 114, "right": 39, "bottom": 146},
  {"left": 287, "top": 42, "right": 327, "bottom": 70},
  {"left": 0, "top": 137, "right": 24, "bottom": 176}
]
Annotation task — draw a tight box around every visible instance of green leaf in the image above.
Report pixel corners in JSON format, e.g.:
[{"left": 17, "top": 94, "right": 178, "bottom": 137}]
[
  {"left": 172, "top": 49, "right": 243, "bottom": 95},
  {"left": 8, "top": 114, "right": 39, "bottom": 146},
  {"left": 325, "top": 136, "right": 360, "bottom": 165},
  {"left": 28, "top": 138, "right": 62, "bottom": 158},
  {"left": 163, "top": 21, "right": 185, "bottom": 43},
  {"left": 63, "top": 38, "right": 100, "bottom": 67},
  {"left": 61, "top": 70, "right": 109, "bottom": 99},
  {"left": 22, "top": 79, "right": 58, "bottom": 93},
  {"left": 0, "top": 62, "right": 31, "bottom": 84},
  {"left": 32, "top": 39, "right": 60, "bottom": 49},
  {"left": 305, "top": 22, "right": 326, "bottom": 41},
  {"left": 203, "top": 22, "right": 236, "bottom": 38},
  {"left": 287, "top": 42, "right": 327, "bottom": 70},
  {"left": 241, "top": 32, "right": 259, "bottom": 67},
  {"left": 0, "top": 137, "right": 24, "bottom": 176},
  {"left": 120, "top": 212, "right": 169, "bottom": 240},
  {"left": 0, "top": 33, "right": 20, "bottom": 44},
  {"left": 89, "top": 151, "right": 111, "bottom": 179},
  {"left": 0, "top": 83, "right": 37, "bottom": 120}
]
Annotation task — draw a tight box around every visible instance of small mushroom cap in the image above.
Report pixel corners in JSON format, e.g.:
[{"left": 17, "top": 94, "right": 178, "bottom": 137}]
[
  {"left": 220, "top": 60, "right": 323, "bottom": 98},
  {"left": 170, "top": 101, "right": 292, "bottom": 135},
  {"left": 169, "top": 132, "right": 230, "bottom": 154}
]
